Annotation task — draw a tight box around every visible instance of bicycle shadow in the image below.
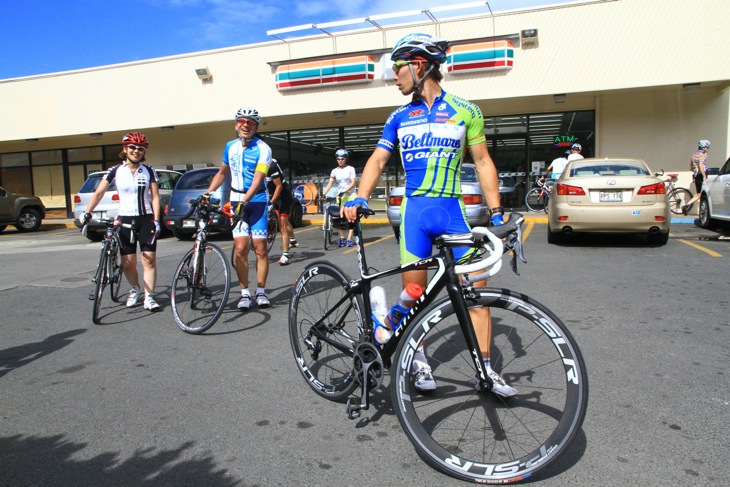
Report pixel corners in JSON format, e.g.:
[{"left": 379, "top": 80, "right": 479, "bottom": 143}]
[
  {"left": 202, "top": 283, "right": 292, "bottom": 335},
  {"left": 0, "top": 329, "right": 86, "bottom": 379}
]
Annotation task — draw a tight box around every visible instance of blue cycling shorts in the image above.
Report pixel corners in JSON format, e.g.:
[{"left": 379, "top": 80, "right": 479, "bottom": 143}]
[
  {"left": 399, "top": 196, "right": 474, "bottom": 264},
  {"left": 232, "top": 201, "right": 268, "bottom": 239}
]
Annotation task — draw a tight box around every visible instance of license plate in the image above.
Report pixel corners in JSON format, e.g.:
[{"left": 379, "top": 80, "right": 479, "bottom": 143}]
[
  {"left": 183, "top": 219, "right": 195, "bottom": 228},
  {"left": 599, "top": 192, "right": 622, "bottom": 202},
  {"left": 93, "top": 211, "right": 106, "bottom": 219}
]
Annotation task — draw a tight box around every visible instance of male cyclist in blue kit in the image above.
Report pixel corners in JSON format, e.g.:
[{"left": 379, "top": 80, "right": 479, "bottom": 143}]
[
  {"left": 342, "top": 33, "right": 517, "bottom": 397},
  {"left": 206, "top": 107, "right": 272, "bottom": 310}
]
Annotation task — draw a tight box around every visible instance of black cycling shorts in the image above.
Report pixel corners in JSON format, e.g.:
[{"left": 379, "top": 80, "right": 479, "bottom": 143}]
[
  {"left": 273, "top": 191, "right": 295, "bottom": 218},
  {"left": 118, "top": 214, "right": 157, "bottom": 255}
]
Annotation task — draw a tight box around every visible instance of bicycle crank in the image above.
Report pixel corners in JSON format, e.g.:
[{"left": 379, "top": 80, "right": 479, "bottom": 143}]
[{"left": 346, "top": 342, "right": 383, "bottom": 420}]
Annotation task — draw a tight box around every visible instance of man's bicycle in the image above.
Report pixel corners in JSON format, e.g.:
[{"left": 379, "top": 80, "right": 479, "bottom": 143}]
[
  {"left": 321, "top": 195, "right": 340, "bottom": 250},
  {"left": 171, "top": 197, "right": 233, "bottom": 334},
  {"left": 655, "top": 170, "right": 693, "bottom": 215},
  {"left": 84, "top": 218, "right": 133, "bottom": 324},
  {"left": 525, "top": 176, "right": 552, "bottom": 213},
  {"left": 288, "top": 207, "right": 588, "bottom": 484}
]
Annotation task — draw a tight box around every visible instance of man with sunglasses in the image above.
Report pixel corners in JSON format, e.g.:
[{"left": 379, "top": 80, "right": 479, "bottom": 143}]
[
  {"left": 205, "top": 107, "right": 273, "bottom": 310},
  {"left": 342, "top": 33, "right": 516, "bottom": 397},
  {"left": 80, "top": 132, "right": 162, "bottom": 312}
]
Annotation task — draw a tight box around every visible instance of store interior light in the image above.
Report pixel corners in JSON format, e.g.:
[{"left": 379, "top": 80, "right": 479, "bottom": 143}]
[
  {"left": 553, "top": 94, "right": 566, "bottom": 103},
  {"left": 161, "top": 126, "right": 175, "bottom": 132},
  {"left": 682, "top": 83, "right": 700, "bottom": 93},
  {"left": 333, "top": 110, "right": 347, "bottom": 119},
  {"left": 89, "top": 132, "right": 103, "bottom": 139},
  {"left": 25, "top": 138, "right": 39, "bottom": 144}
]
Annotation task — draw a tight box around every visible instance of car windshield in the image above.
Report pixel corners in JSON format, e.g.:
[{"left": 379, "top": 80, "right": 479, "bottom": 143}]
[
  {"left": 176, "top": 170, "right": 216, "bottom": 190},
  {"left": 79, "top": 174, "right": 116, "bottom": 192},
  {"left": 569, "top": 162, "right": 649, "bottom": 177},
  {"left": 499, "top": 176, "right": 515, "bottom": 187}
]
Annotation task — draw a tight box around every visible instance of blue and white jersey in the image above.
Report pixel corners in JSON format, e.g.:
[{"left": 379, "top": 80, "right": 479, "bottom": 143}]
[
  {"left": 105, "top": 163, "right": 159, "bottom": 216},
  {"left": 222, "top": 136, "right": 272, "bottom": 203},
  {"left": 376, "top": 90, "right": 486, "bottom": 198}
]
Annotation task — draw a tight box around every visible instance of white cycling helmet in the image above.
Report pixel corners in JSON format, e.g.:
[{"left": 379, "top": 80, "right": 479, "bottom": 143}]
[
  {"left": 335, "top": 149, "right": 349, "bottom": 158},
  {"left": 698, "top": 139, "right": 711, "bottom": 149},
  {"left": 571, "top": 143, "right": 582, "bottom": 151},
  {"left": 391, "top": 33, "right": 449, "bottom": 63},
  {"left": 234, "top": 107, "right": 260, "bottom": 125}
]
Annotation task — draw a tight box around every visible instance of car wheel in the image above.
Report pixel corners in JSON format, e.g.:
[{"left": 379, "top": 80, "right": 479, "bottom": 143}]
[
  {"left": 647, "top": 231, "right": 669, "bottom": 246},
  {"left": 14, "top": 208, "right": 42, "bottom": 232},
  {"left": 698, "top": 195, "right": 716, "bottom": 230},
  {"left": 172, "top": 228, "right": 194, "bottom": 240},
  {"left": 0, "top": 225, "right": 6, "bottom": 233},
  {"left": 289, "top": 201, "right": 303, "bottom": 228},
  {"left": 86, "top": 232, "right": 104, "bottom": 242},
  {"left": 547, "top": 225, "right": 565, "bottom": 244}
]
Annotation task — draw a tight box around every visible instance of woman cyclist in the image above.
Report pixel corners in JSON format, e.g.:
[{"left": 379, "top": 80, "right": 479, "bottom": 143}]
[{"left": 80, "top": 132, "right": 162, "bottom": 312}]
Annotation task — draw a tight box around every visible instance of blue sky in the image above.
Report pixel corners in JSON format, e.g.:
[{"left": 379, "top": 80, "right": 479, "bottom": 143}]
[{"left": 0, "top": 0, "right": 558, "bottom": 80}]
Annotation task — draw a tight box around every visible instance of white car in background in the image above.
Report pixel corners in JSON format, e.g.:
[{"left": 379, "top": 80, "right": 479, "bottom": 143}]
[
  {"left": 699, "top": 156, "right": 730, "bottom": 229},
  {"left": 73, "top": 169, "right": 182, "bottom": 240}
]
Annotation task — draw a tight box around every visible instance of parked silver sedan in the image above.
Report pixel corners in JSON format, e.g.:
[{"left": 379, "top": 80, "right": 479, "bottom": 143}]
[
  {"left": 547, "top": 158, "right": 670, "bottom": 245},
  {"left": 386, "top": 163, "right": 490, "bottom": 236}
]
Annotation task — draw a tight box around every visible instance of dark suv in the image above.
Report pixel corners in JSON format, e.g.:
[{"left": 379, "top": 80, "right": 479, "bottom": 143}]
[{"left": 0, "top": 186, "right": 46, "bottom": 233}]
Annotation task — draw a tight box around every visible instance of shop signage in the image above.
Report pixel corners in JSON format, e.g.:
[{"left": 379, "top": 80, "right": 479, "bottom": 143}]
[
  {"left": 275, "top": 55, "right": 375, "bottom": 91},
  {"left": 446, "top": 40, "right": 514, "bottom": 74},
  {"left": 553, "top": 135, "right": 577, "bottom": 147}
]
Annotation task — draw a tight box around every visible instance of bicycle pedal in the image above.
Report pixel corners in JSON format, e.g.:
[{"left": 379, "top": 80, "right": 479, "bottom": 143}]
[{"left": 346, "top": 397, "right": 363, "bottom": 420}]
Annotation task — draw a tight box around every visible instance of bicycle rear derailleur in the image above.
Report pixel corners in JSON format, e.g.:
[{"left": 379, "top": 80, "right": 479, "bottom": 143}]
[{"left": 345, "top": 342, "right": 384, "bottom": 420}]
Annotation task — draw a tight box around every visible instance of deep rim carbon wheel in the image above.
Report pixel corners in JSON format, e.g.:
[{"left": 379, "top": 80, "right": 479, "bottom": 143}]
[
  {"left": 525, "top": 188, "right": 547, "bottom": 212},
  {"left": 267, "top": 211, "right": 278, "bottom": 252},
  {"left": 668, "top": 188, "right": 693, "bottom": 215},
  {"left": 92, "top": 249, "right": 108, "bottom": 324},
  {"left": 391, "top": 289, "right": 588, "bottom": 484},
  {"left": 171, "top": 243, "right": 231, "bottom": 334},
  {"left": 109, "top": 247, "right": 123, "bottom": 302},
  {"left": 289, "top": 261, "right": 363, "bottom": 401},
  {"left": 323, "top": 214, "right": 332, "bottom": 250}
]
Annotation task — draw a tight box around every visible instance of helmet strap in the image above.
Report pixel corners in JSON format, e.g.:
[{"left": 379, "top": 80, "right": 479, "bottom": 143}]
[{"left": 408, "top": 62, "right": 435, "bottom": 98}]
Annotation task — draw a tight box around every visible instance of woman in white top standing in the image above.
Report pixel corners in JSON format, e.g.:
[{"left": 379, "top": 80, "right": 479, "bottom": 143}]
[{"left": 80, "top": 132, "right": 162, "bottom": 312}]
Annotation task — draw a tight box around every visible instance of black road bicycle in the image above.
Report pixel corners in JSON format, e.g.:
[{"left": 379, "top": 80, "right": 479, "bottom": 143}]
[
  {"left": 171, "top": 197, "right": 233, "bottom": 334},
  {"left": 289, "top": 207, "right": 588, "bottom": 484},
  {"left": 84, "top": 218, "right": 132, "bottom": 324}
]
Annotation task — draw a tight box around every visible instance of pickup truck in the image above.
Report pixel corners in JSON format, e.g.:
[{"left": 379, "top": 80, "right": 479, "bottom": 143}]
[{"left": 0, "top": 186, "right": 46, "bottom": 233}]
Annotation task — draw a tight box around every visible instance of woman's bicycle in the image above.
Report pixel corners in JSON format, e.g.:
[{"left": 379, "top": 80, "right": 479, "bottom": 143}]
[
  {"left": 171, "top": 197, "right": 233, "bottom": 334},
  {"left": 655, "top": 169, "right": 693, "bottom": 215},
  {"left": 321, "top": 195, "right": 340, "bottom": 250},
  {"left": 84, "top": 218, "right": 133, "bottom": 324},
  {"left": 288, "top": 207, "right": 588, "bottom": 484},
  {"left": 525, "top": 176, "right": 553, "bottom": 213}
]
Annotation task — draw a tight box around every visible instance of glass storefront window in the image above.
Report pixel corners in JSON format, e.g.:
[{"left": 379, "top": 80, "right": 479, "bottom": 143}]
[
  {"left": 68, "top": 147, "right": 102, "bottom": 163},
  {"left": 30, "top": 150, "right": 62, "bottom": 166}
]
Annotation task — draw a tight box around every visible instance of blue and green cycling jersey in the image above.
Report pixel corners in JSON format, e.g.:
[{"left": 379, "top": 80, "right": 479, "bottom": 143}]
[{"left": 376, "top": 90, "right": 486, "bottom": 198}]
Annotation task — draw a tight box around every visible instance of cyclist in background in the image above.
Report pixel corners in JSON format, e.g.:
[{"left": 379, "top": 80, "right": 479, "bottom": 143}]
[
  {"left": 205, "top": 107, "right": 272, "bottom": 310},
  {"left": 567, "top": 143, "right": 584, "bottom": 162},
  {"left": 80, "top": 132, "right": 162, "bottom": 312},
  {"left": 545, "top": 149, "right": 569, "bottom": 180},
  {"left": 267, "top": 159, "right": 300, "bottom": 266},
  {"left": 342, "top": 33, "right": 515, "bottom": 397},
  {"left": 682, "top": 139, "right": 711, "bottom": 215},
  {"left": 321, "top": 149, "right": 357, "bottom": 247}
]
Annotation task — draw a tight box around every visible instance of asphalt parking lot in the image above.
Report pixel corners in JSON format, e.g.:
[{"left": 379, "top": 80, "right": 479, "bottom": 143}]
[{"left": 1, "top": 215, "right": 728, "bottom": 486}]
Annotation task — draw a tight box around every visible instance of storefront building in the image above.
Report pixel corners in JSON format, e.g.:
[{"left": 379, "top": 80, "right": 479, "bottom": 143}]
[{"left": 1, "top": 0, "right": 728, "bottom": 217}]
